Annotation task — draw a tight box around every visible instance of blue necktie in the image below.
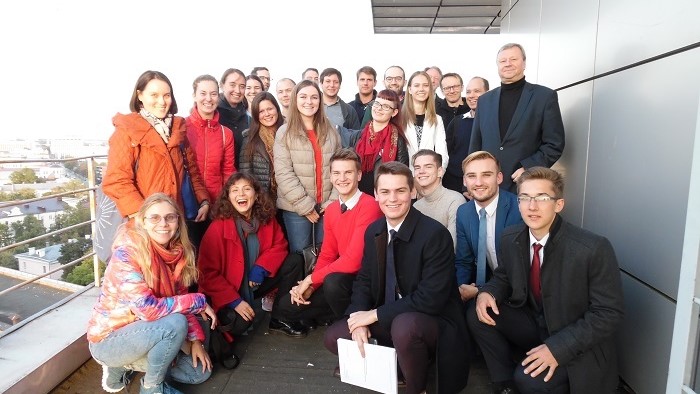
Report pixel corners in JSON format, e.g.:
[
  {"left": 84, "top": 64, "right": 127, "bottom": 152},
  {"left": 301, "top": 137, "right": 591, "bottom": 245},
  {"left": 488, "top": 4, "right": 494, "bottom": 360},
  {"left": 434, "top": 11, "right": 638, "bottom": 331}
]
[
  {"left": 385, "top": 230, "right": 397, "bottom": 303},
  {"left": 476, "top": 208, "right": 487, "bottom": 285}
]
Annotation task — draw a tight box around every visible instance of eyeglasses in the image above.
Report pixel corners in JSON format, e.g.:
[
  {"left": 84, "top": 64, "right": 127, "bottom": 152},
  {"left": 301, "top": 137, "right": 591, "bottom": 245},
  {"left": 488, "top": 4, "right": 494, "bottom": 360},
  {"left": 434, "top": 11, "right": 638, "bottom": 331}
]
[
  {"left": 517, "top": 194, "right": 559, "bottom": 204},
  {"left": 442, "top": 84, "right": 462, "bottom": 92},
  {"left": 385, "top": 76, "right": 404, "bottom": 83},
  {"left": 372, "top": 101, "right": 396, "bottom": 111},
  {"left": 145, "top": 213, "right": 179, "bottom": 224}
]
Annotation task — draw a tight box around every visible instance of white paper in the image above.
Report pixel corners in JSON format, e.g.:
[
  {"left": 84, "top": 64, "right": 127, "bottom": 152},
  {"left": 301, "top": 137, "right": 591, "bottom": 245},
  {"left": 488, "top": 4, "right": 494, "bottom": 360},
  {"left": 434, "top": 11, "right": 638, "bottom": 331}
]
[{"left": 337, "top": 338, "right": 398, "bottom": 394}]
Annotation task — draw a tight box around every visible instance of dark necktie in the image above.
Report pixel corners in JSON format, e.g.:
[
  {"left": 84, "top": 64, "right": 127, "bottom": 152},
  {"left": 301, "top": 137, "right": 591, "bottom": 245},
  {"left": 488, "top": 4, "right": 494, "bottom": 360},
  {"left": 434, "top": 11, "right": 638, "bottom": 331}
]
[
  {"left": 384, "top": 229, "right": 397, "bottom": 304},
  {"left": 476, "top": 208, "right": 487, "bottom": 285},
  {"left": 340, "top": 203, "right": 348, "bottom": 213},
  {"left": 530, "top": 243, "right": 543, "bottom": 304}
]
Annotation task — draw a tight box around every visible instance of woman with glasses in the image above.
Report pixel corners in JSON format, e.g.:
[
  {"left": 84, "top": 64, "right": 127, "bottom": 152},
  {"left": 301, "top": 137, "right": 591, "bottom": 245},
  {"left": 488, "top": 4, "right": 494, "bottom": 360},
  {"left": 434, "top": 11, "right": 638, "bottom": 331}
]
[
  {"left": 198, "top": 173, "right": 308, "bottom": 340},
  {"left": 102, "top": 70, "right": 210, "bottom": 222},
  {"left": 87, "top": 193, "right": 217, "bottom": 394},
  {"left": 351, "top": 89, "right": 409, "bottom": 195},
  {"left": 402, "top": 71, "right": 449, "bottom": 172},
  {"left": 273, "top": 80, "right": 341, "bottom": 254}
]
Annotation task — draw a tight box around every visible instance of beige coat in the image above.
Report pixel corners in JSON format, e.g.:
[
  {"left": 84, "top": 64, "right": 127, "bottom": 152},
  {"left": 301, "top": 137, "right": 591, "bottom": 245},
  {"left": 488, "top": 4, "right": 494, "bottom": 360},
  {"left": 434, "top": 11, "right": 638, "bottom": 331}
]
[{"left": 273, "top": 123, "right": 340, "bottom": 215}]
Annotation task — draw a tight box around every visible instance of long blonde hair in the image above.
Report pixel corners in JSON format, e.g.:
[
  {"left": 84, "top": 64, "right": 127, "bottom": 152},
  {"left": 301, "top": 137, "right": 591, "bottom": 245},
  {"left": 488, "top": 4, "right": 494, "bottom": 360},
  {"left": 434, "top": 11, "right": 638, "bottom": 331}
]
[
  {"left": 284, "top": 79, "right": 338, "bottom": 147},
  {"left": 116, "top": 193, "right": 198, "bottom": 287},
  {"left": 401, "top": 71, "right": 438, "bottom": 127}
]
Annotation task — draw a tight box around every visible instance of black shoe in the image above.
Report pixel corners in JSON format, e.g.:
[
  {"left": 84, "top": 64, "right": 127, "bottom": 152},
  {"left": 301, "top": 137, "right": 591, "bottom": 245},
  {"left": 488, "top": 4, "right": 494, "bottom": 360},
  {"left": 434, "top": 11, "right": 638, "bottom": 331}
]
[
  {"left": 333, "top": 366, "right": 341, "bottom": 378},
  {"left": 269, "top": 318, "right": 308, "bottom": 338},
  {"left": 300, "top": 319, "right": 318, "bottom": 330}
]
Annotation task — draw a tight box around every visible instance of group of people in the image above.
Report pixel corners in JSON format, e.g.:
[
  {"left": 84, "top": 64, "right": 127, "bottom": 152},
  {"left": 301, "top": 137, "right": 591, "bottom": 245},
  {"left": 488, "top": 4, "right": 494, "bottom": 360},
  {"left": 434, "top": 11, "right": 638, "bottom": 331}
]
[{"left": 86, "top": 42, "right": 624, "bottom": 394}]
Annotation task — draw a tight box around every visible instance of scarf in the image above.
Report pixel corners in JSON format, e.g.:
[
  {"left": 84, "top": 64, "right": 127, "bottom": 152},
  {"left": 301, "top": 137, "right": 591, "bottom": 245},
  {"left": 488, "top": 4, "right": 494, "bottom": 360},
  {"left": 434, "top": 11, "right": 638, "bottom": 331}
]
[
  {"left": 140, "top": 108, "right": 173, "bottom": 144},
  {"left": 259, "top": 125, "right": 277, "bottom": 192},
  {"left": 235, "top": 216, "right": 260, "bottom": 302},
  {"left": 355, "top": 122, "right": 399, "bottom": 173},
  {"left": 148, "top": 239, "right": 186, "bottom": 298}
]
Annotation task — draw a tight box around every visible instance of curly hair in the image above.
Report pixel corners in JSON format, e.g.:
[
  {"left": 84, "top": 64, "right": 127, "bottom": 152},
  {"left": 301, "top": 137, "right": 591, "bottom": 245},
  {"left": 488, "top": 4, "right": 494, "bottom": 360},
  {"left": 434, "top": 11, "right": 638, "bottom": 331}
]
[{"left": 211, "top": 172, "right": 276, "bottom": 224}]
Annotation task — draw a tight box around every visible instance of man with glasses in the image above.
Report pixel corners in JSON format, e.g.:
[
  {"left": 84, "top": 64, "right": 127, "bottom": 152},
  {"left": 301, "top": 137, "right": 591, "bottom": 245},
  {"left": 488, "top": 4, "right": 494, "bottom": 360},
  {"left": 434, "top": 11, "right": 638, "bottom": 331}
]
[
  {"left": 436, "top": 72, "right": 470, "bottom": 128},
  {"left": 468, "top": 167, "right": 624, "bottom": 394},
  {"left": 251, "top": 67, "right": 271, "bottom": 91},
  {"left": 360, "top": 66, "right": 407, "bottom": 127}
]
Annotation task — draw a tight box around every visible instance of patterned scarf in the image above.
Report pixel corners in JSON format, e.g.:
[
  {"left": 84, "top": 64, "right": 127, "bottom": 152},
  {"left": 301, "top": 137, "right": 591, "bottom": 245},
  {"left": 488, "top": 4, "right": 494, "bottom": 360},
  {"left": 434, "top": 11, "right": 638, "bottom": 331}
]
[
  {"left": 140, "top": 108, "right": 173, "bottom": 144},
  {"left": 148, "top": 239, "right": 186, "bottom": 298},
  {"left": 355, "top": 122, "right": 399, "bottom": 173},
  {"left": 259, "top": 125, "right": 277, "bottom": 192}
]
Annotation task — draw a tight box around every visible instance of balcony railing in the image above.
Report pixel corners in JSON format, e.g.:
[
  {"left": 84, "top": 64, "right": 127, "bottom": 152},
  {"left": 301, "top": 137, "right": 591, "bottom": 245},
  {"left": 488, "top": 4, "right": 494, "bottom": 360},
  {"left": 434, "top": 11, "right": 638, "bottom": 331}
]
[{"left": 0, "top": 155, "right": 106, "bottom": 338}]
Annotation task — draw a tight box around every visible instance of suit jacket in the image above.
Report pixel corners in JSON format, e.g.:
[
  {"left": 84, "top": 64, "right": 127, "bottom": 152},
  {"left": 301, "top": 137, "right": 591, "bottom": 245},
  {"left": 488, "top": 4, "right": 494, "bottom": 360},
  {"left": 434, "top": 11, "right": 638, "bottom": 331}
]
[
  {"left": 454, "top": 190, "right": 523, "bottom": 285},
  {"left": 482, "top": 216, "right": 624, "bottom": 394},
  {"left": 346, "top": 207, "right": 470, "bottom": 394},
  {"left": 469, "top": 82, "right": 565, "bottom": 192}
]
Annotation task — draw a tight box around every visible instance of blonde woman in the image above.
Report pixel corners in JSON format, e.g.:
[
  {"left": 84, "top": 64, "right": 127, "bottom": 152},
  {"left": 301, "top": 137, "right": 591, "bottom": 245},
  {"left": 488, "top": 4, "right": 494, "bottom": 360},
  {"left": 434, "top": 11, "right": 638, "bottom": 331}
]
[
  {"left": 87, "top": 193, "right": 217, "bottom": 394},
  {"left": 273, "top": 80, "right": 341, "bottom": 253},
  {"left": 402, "top": 71, "right": 449, "bottom": 171}
]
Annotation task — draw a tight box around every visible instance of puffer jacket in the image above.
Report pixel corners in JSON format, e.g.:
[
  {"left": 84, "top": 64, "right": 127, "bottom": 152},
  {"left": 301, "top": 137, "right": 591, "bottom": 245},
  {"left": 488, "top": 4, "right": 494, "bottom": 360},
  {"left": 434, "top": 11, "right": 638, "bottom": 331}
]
[
  {"left": 103, "top": 113, "right": 208, "bottom": 217},
  {"left": 185, "top": 108, "right": 236, "bottom": 202},
  {"left": 273, "top": 123, "right": 340, "bottom": 215},
  {"left": 238, "top": 131, "right": 273, "bottom": 195}
]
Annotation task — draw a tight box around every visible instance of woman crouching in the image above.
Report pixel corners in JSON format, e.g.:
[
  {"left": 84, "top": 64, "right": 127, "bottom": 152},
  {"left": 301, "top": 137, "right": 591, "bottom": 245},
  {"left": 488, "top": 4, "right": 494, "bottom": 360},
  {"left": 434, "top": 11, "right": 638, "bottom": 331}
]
[
  {"left": 198, "top": 172, "right": 307, "bottom": 341},
  {"left": 87, "top": 193, "right": 217, "bottom": 394}
]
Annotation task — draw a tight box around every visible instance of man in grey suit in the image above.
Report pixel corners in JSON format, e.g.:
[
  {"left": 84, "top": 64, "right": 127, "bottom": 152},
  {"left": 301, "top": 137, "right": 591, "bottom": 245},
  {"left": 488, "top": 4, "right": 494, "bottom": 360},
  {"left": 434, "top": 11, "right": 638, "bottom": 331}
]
[{"left": 469, "top": 43, "right": 565, "bottom": 192}]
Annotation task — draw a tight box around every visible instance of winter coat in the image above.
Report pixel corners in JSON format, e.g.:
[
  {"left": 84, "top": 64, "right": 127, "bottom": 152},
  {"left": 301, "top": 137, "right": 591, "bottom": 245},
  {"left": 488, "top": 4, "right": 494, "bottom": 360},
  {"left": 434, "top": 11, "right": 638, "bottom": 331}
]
[
  {"left": 238, "top": 131, "right": 273, "bottom": 195},
  {"left": 102, "top": 113, "right": 208, "bottom": 217}
]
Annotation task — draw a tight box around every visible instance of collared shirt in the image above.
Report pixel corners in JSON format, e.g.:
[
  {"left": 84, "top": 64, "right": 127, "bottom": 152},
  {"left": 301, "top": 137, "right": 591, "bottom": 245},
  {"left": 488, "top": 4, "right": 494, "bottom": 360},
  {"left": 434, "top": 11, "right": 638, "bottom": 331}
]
[
  {"left": 476, "top": 194, "right": 499, "bottom": 270},
  {"left": 528, "top": 231, "right": 550, "bottom": 267},
  {"left": 462, "top": 111, "right": 475, "bottom": 119},
  {"left": 324, "top": 97, "right": 344, "bottom": 128},
  {"left": 386, "top": 220, "right": 404, "bottom": 244},
  {"left": 339, "top": 189, "right": 362, "bottom": 211}
]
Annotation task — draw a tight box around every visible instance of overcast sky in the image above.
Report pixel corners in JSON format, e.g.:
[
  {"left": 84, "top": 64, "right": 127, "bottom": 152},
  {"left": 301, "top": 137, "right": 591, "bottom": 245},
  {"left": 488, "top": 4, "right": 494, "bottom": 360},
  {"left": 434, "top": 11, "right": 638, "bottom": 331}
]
[{"left": 0, "top": 0, "right": 509, "bottom": 140}]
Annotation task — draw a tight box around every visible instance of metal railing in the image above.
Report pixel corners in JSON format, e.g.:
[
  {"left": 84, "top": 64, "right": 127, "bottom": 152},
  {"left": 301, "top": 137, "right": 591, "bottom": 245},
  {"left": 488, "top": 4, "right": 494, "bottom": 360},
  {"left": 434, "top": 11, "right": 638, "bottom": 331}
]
[{"left": 0, "top": 155, "right": 107, "bottom": 337}]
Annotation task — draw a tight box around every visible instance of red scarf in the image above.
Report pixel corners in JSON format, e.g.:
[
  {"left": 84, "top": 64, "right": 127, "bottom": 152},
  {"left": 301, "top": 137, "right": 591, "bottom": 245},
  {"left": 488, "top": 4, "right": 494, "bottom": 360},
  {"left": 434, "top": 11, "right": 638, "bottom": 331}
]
[
  {"left": 148, "top": 239, "right": 186, "bottom": 298},
  {"left": 355, "top": 122, "right": 399, "bottom": 173}
]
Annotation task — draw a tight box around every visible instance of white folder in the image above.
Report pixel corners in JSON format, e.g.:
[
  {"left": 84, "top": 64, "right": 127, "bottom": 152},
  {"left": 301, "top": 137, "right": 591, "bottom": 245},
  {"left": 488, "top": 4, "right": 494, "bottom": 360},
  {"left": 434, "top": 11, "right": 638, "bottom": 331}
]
[{"left": 337, "top": 338, "right": 398, "bottom": 394}]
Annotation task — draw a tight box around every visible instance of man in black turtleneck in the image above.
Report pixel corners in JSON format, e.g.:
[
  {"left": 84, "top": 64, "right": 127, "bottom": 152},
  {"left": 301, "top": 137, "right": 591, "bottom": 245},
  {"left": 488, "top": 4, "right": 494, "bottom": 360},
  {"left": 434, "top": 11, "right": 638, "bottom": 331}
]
[{"left": 468, "top": 43, "right": 565, "bottom": 193}]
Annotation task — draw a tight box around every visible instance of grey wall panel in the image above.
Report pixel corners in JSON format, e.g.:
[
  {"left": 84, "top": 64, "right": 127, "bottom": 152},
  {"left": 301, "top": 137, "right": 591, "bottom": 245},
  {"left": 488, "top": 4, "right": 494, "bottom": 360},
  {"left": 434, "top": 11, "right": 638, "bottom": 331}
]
[
  {"left": 552, "top": 82, "right": 594, "bottom": 227},
  {"left": 585, "top": 49, "right": 700, "bottom": 299},
  {"left": 505, "top": 0, "right": 542, "bottom": 83},
  {"left": 618, "top": 273, "right": 675, "bottom": 394},
  {"left": 537, "top": 0, "right": 598, "bottom": 88},
  {"left": 596, "top": 0, "right": 700, "bottom": 73}
]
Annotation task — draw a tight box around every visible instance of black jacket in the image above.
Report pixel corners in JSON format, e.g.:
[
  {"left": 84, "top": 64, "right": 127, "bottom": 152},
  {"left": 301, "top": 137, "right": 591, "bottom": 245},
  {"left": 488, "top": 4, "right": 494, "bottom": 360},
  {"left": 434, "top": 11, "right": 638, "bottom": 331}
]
[
  {"left": 217, "top": 97, "right": 250, "bottom": 169},
  {"left": 238, "top": 132, "right": 274, "bottom": 196}
]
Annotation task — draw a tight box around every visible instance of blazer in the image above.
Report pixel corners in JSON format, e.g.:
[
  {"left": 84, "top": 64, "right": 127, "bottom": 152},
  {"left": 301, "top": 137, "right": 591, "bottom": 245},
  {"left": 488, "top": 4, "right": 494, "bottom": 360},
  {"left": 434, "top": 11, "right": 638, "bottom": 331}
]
[
  {"left": 405, "top": 116, "right": 449, "bottom": 170},
  {"left": 482, "top": 216, "right": 624, "bottom": 393},
  {"left": 454, "top": 189, "right": 523, "bottom": 285},
  {"left": 347, "top": 207, "right": 470, "bottom": 393},
  {"left": 469, "top": 82, "right": 565, "bottom": 192}
]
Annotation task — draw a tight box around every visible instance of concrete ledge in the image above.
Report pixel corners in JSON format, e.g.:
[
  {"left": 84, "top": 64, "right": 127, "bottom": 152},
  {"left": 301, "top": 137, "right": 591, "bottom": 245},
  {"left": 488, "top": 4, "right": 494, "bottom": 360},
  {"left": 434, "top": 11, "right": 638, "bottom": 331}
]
[{"left": 0, "top": 286, "right": 99, "bottom": 394}]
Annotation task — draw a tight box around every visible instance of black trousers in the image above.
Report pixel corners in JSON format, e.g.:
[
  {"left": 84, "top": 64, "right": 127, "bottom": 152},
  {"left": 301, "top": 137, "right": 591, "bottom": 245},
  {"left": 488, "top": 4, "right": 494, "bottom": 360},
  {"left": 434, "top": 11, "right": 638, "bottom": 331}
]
[
  {"left": 276, "top": 272, "right": 355, "bottom": 322},
  {"left": 466, "top": 303, "right": 569, "bottom": 393},
  {"left": 324, "top": 312, "right": 439, "bottom": 394}
]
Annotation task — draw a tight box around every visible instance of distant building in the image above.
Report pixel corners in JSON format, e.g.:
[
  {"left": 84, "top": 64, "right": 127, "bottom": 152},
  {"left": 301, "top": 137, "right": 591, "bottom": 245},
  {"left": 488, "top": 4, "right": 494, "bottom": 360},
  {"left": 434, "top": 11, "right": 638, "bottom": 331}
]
[
  {"left": 15, "top": 244, "right": 65, "bottom": 280},
  {"left": 46, "top": 138, "right": 108, "bottom": 159},
  {"left": 0, "top": 197, "right": 69, "bottom": 230}
]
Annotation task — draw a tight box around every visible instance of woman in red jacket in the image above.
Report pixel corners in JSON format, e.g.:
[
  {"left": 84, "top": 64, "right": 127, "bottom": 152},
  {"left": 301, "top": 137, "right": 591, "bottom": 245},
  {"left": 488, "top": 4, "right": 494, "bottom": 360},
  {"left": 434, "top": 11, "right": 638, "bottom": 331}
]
[
  {"left": 185, "top": 74, "right": 236, "bottom": 249},
  {"left": 198, "top": 173, "right": 307, "bottom": 344}
]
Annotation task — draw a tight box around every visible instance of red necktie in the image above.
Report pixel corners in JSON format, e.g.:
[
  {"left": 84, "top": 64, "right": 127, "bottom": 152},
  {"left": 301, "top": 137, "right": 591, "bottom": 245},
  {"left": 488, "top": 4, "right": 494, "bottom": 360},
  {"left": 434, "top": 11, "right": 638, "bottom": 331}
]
[{"left": 530, "top": 243, "right": 543, "bottom": 304}]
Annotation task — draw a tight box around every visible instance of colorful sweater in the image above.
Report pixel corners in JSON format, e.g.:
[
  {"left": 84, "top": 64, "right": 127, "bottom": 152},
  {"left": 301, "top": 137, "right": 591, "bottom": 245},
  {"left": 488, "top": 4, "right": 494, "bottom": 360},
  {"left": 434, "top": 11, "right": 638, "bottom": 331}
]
[
  {"left": 86, "top": 246, "right": 206, "bottom": 343},
  {"left": 311, "top": 193, "right": 383, "bottom": 284}
]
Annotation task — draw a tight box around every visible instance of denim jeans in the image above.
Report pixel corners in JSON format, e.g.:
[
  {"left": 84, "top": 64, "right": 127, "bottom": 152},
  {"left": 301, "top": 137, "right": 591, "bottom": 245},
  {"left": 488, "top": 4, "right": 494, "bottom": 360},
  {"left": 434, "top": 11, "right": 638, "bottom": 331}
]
[
  {"left": 282, "top": 210, "right": 324, "bottom": 254},
  {"left": 89, "top": 314, "right": 211, "bottom": 387}
]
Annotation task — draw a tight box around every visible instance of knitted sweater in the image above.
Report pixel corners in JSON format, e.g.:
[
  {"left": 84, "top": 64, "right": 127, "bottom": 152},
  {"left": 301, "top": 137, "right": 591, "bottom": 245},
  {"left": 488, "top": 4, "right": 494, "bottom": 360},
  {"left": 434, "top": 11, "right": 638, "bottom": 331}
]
[{"left": 413, "top": 185, "right": 466, "bottom": 247}]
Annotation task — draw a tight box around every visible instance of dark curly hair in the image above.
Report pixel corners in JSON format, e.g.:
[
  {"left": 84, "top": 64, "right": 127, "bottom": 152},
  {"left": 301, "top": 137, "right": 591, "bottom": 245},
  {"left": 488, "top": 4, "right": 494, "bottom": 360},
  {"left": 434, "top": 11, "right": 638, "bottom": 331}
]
[{"left": 211, "top": 172, "right": 276, "bottom": 224}]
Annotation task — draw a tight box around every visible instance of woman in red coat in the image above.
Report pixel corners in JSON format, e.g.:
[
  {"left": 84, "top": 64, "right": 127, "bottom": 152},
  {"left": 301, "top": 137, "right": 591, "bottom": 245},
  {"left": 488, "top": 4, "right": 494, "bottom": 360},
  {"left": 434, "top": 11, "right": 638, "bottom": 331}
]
[{"left": 198, "top": 173, "right": 307, "bottom": 345}]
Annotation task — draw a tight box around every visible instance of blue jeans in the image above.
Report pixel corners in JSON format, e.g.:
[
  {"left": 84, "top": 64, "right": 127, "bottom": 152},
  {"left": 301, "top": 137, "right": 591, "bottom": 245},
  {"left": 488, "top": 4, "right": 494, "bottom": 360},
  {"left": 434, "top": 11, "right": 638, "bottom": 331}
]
[
  {"left": 282, "top": 210, "right": 324, "bottom": 254},
  {"left": 89, "top": 314, "right": 211, "bottom": 387}
]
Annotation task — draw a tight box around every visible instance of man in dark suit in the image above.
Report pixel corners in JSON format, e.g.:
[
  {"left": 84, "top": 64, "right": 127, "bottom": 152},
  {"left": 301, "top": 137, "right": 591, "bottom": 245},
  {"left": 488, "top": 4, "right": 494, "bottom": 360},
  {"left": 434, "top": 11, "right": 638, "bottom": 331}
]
[
  {"left": 455, "top": 151, "right": 522, "bottom": 303},
  {"left": 469, "top": 43, "right": 565, "bottom": 192},
  {"left": 468, "top": 167, "right": 624, "bottom": 394},
  {"left": 324, "top": 162, "right": 471, "bottom": 394}
]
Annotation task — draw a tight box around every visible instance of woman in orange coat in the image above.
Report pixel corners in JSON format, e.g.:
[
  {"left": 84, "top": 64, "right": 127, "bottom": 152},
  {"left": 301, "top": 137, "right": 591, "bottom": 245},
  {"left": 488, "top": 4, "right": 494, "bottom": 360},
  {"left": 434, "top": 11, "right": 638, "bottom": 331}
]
[{"left": 102, "top": 70, "right": 210, "bottom": 221}]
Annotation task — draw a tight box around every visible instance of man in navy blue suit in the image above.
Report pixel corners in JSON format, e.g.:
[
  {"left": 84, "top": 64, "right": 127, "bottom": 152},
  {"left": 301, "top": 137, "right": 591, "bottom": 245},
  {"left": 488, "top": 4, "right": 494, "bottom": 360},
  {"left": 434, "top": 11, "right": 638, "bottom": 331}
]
[
  {"left": 455, "top": 151, "right": 523, "bottom": 302},
  {"left": 469, "top": 43, "right": 565, "bottom": 192}
]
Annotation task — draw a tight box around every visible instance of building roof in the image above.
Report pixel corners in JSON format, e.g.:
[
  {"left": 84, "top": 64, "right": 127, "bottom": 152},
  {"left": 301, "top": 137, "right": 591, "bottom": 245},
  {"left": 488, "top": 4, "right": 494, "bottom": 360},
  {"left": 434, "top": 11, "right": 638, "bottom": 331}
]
[
  {"left": 0, "top": 197, "right": 68, "bottom": 219},
  {"left": 14, "top": 244, "right": 64, "bottom": 263}
]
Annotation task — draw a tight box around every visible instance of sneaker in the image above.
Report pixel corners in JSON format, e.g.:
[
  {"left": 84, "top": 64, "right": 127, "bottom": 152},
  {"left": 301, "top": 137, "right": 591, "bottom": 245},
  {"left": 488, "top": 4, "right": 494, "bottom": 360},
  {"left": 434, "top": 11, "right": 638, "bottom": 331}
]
[
  {"left": 139, "top": 378, "right": 183, "bottom": 394},
  {"left": 101, "top": 365, "right": 131, "bottom": 393},
  {"left": 262, "top": 289, "right": 277, "bottom": 312}
]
